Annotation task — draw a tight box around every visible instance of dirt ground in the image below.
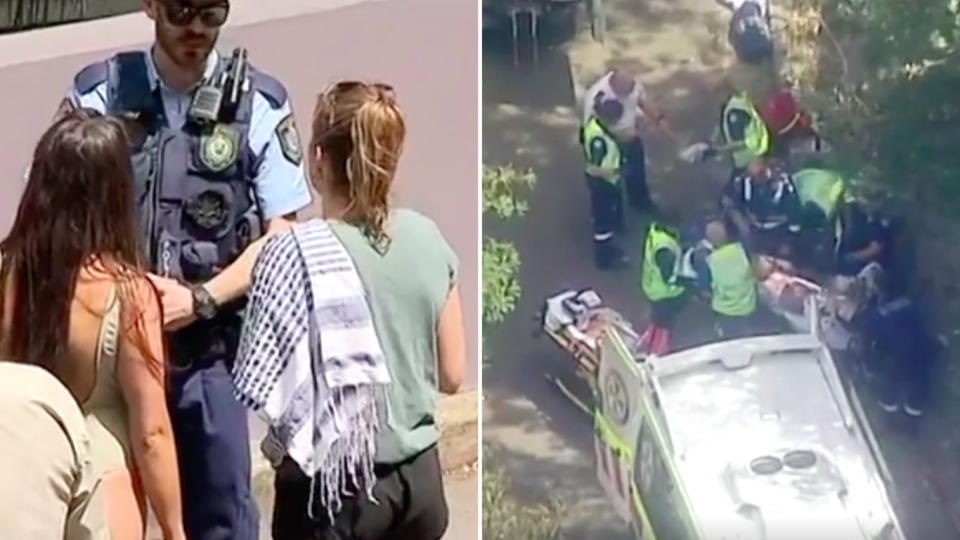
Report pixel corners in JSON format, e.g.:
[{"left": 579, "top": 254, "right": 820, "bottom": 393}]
[{"left": 482, "top": 0, "right": 960, "bottom": 537}]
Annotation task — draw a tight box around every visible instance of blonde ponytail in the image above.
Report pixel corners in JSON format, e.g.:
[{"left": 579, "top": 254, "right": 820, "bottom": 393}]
[
  {"left": 312, "top": 82, "right": 406, "bottom": 249},
  {"left": 344, "top": 92, "right": 405, "bottom": 248}
]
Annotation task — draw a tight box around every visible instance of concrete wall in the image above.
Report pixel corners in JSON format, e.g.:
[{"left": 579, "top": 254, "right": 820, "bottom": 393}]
[{"left": 0, "top": 0, "right": 480, "bottom": 385}]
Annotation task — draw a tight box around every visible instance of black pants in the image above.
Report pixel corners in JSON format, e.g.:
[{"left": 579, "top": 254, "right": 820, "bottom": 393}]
[
  {"left": 273, "top": 445, "right": 449, "bottom": 540},
  {"left": 586, "top": 174, "right": 626, "bottom": 267},
  {"left": 622, "top": 137, "right": 652, "bottom": 210},
  {"left": 874, "top": 351, "right": 931, "bottom": 412},
  {"left": 650, "top": 293, "right": 687, "bottom": 328},
  {"left": 586, "top": 174, "right": 623, "bottom": 236},
  {"left": 714, "top": 313, "right": 757, "bottom": 340}
]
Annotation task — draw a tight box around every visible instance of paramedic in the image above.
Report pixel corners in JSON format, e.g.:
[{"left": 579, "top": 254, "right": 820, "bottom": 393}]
[
  {"left": 581, "top": 98, "right": 628, "bottom": 269},
  {"left": 640, "top": 221, "right": 688, "bottom": 354},
  {"left": 715, "top": 91, "right": 771, "bottom": 180},
  {"left": 692, "top": 220, "right": 760, "bottom": 339},
  {"left": 721, "top": 154, "right": 802, "bottom": 258},
  {"left": 583, "top": 68, "right": 672, "bottom": 212}
]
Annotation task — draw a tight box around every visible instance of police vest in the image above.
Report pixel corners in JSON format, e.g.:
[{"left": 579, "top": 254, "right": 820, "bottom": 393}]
[
  {"left": 73, "top": 50, "right": 284, "bottom": 285},
  {"left": 641, "top": 225, "right": 685, "bottom": 302},
  {"left": 721, "top": 93, "right": 769, "bottom": 168},
  {"left": 707, "top": 243, "right": 757, "bottom": 317},
  {"left": 793, "top": 168, "right": 845, "bottom": 220},
  {"left": 582, "top": 117, "right": 621, "bottom": 184}
]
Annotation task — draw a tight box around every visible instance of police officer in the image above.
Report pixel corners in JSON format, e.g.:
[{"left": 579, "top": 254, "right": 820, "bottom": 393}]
[
  {"left": 833, "top": 199, "right": 896, "bottom": 277},
  {"left": 692, "top": 220, "right": 760, "bottom": 339},
  {"left": 581, "top": 98, "right": 628, "bottom": 269},
  {"left": 640, "top": 221, "right": 687, "bottom": 354},
  {"left": 721, "top": 154, "right": 802, "bottom": 258},
  {"left": 850, "top": 270, "right": 935, "bottom": 418},
  {"left": 58, "top": 1, "right": 313, "bottom": 538}
]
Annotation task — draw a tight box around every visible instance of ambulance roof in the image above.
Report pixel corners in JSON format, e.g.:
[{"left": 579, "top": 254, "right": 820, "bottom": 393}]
[{"left": 645, "top": 335, "right": 903, "bottom": 540}]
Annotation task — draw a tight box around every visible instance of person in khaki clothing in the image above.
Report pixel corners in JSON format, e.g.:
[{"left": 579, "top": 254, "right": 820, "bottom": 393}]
[{"left": 0, "top": 362, "right": 107, "bottom": 540}]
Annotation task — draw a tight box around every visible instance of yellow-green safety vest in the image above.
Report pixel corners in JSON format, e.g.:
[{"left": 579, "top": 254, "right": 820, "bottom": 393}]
[
  {"left": 642, "top": 225, "right": 686, "bottom": 302},
  {"left": 582, "top": 117, "right": 622, "bottom": 184},
  {"left": 793, "top": 168, "right": 846, "bottom": 219},
  {"left": 594, "top": 410, "right": 633, "bottom": 461},
  {"left": 721, "top": 93, "right": 770, "bottom": 168},
  {"left": 707, "top": 243, "right": 757, "bottom": 317}
]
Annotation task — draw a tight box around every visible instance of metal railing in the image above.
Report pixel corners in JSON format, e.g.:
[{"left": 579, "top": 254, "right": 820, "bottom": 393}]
[{"left": 0, "top": 0, "right": 138, "bottom": 34}]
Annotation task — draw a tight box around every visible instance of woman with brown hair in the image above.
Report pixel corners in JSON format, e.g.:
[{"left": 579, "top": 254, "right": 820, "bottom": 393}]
[
  {"left": 0, "top": 110, "right": 185, "bottom": 540},
  {"left": 234, "top": 81, "right": 466, "bottom": 540}
]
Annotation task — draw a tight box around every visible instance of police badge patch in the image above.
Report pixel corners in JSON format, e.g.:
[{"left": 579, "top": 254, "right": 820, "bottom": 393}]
[
  {"left": 276, "top": 113, "right": 303, "bottom": 165},
  {"left": 200, "top": 124, "right": 239, "bottom": 173}
]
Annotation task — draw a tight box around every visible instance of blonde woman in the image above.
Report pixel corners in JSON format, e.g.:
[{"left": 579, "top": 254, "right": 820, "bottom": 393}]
[{"left": 235, "top": 81, "right": 466, "bottom": 540}]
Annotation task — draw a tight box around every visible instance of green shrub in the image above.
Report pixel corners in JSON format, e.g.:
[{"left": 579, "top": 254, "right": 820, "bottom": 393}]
[{"left": 482, "top": 447, "right": 564, "bottom": 540}]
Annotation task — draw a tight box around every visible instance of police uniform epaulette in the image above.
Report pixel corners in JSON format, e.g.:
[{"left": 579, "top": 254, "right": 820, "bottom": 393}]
[
  {"left": 248, "top": 67, "right": 288, "bottom": 110},
  {"left": 74, "top": 60, "right": 108, "bottom": 94}
]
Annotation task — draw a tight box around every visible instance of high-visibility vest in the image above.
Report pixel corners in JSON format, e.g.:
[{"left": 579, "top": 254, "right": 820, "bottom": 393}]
[
  {"left": 582, "top": 116, "right": 622, "bottom": 184},
  {"left": 641, "top": 225, "right": 685, "bottom": 302},
  {"left": 707, "top": 243, "right": 757, "bottom": 317},
  {"left": 721, "top": 92, "right": 770, "bottom": 168},
  {"left": 794, "top": 168, "right": 845, "bottom": 220}
]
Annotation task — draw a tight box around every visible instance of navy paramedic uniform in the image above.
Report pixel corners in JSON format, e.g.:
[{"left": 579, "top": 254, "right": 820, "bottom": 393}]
[
  {"left": 581, "top": 116, "right": 627, "bottom": 268},
  {"left": 725, "top": 163, "right": 802, "bottom": 255},
  {"left": 66, "top": 48, "right": 312, "bottom": 540}
]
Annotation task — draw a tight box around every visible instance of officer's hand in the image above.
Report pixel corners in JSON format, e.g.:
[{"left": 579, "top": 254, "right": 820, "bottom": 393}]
[{"left": 148, "top": 274, "right": 198, "bottom": 332}]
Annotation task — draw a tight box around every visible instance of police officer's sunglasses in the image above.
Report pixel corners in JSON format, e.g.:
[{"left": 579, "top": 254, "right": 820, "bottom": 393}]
[{"left": 161, "top": 0, "right": 230, "bottom": 28}]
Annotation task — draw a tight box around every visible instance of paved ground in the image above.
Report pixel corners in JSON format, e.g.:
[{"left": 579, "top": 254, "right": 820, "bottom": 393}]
[
  {"left": 482, "top": 0, "right": 958, "bottom": 538},
  {"left": 443, "top": 470, "right": 479, "bottom": 540}
]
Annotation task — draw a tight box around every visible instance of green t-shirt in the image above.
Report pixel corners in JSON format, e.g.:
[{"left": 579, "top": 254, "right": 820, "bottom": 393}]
[{"left": 329, "top": 209, "right": 459, "bottom": 463}]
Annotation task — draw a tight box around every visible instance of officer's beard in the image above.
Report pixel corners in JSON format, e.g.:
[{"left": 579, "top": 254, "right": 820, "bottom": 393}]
[{"left": 156, "top": 23, "right": 217, "bottom": 74}]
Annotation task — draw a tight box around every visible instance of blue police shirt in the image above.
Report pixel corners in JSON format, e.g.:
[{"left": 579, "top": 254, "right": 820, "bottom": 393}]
[{"left": 65, "top": 48, "right": 313, "bottom": 221}]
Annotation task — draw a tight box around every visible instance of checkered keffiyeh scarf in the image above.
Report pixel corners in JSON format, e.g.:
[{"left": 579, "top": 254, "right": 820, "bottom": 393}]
[{"left": 233, "top": 219, "right": 390, "bottom": 520}]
